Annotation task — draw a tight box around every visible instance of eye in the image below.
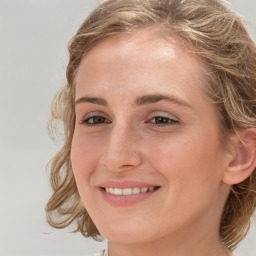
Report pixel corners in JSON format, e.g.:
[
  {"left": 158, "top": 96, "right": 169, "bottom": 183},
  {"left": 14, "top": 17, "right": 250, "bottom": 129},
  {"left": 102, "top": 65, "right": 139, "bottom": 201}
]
[
  {"left": 81, "top": 115, "right": 111, "bottom": 127},
  {"left": 147, "top": 116, "right": 178, "bottom": 126}
]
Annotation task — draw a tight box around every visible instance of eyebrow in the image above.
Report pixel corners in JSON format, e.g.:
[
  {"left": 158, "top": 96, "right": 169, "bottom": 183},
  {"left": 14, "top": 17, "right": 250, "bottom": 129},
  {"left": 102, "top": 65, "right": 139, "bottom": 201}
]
[
  {"left": 135, "top": 94, "right": 193, "bottom": 109},
  {"left": 75, "top": 96, "right": 108, "bottom": 106},
  {"left": 75, "top": 94, "right": 193, "bottom": 109}
]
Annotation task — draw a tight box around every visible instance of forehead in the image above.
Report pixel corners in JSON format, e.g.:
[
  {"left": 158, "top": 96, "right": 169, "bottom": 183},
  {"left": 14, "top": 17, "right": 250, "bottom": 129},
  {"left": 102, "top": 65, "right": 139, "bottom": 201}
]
[
  {"left": 80, "top": 30, "right": 200, "bottom": 67},
  {"left": 76, "top": 30, "right": 207, "bottom": 93}
]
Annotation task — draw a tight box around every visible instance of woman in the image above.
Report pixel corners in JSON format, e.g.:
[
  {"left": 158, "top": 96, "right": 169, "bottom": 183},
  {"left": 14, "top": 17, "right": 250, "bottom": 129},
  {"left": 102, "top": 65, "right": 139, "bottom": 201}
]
[{"left": 46, "top": 0, "right": 256, "bottom": 255}]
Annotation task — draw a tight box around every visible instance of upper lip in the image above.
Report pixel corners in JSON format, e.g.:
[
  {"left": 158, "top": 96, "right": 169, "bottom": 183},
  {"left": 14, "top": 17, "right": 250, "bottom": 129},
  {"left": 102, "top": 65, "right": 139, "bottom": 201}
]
[{"left": 98, "top": 180, "right": 160, "bottom": 189}]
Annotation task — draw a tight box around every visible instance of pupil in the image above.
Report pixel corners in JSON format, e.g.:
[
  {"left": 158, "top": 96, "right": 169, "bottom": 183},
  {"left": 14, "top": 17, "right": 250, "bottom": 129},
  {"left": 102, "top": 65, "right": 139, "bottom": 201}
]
[
  {"left": 94, "top": 116, "right": 104, "bottom": 123},
  {"left": 155, "top": 117, "right": 168, "bottom": 124}
]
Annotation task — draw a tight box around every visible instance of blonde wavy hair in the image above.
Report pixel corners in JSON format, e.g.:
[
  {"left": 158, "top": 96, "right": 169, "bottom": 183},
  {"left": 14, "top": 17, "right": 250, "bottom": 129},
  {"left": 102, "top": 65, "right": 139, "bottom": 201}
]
[{"left": 46, "top": 0, "right": 256, "bottom": 251}]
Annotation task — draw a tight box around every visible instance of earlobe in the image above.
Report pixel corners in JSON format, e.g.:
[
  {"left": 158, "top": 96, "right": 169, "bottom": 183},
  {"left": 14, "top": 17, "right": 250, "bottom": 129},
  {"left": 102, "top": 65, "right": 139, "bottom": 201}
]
[{"left": 222, "top": 129, "right": 256, "bottom": 185}]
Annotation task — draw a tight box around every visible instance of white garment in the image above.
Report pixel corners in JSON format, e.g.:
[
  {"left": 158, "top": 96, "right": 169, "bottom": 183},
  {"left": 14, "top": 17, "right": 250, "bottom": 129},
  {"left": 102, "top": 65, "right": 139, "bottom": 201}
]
[
  {"left": 88, "top": 249, "right": 108, "bottom": 256},
  {"left": 89, "top": 249, "right": 237, "bottom": 256}
]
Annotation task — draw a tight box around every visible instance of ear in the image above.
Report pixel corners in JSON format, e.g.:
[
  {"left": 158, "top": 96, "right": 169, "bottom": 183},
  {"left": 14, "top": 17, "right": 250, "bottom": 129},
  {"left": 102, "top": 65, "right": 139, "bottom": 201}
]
[{"left": 222, "top": 129, "right": 256, "bottom": 185}]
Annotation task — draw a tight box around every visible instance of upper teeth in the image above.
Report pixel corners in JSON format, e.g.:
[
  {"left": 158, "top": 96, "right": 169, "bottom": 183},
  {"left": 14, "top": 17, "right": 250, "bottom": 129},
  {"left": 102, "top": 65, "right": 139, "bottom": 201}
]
[{"left": 105, "top": 187, "right": 155, "bottom": 195}]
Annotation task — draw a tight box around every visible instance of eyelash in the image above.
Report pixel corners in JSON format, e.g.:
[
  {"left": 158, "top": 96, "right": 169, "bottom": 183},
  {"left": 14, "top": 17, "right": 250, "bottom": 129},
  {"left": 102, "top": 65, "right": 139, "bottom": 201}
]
[
  {"left": 80, "top": 115, "right": 178, "bottom": 127},
  {"left": 81, "top": 115, "right": 111, "bottom": 127},
  {"left": 147, "top": 116, "right": 179, "bottom": 126}
]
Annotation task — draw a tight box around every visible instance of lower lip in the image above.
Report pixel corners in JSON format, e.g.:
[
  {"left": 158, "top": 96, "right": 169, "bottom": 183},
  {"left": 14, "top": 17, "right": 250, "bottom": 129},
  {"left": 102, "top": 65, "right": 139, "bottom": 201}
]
[{"left": 100, "top": 188, "right": 158, "bottom": 206}]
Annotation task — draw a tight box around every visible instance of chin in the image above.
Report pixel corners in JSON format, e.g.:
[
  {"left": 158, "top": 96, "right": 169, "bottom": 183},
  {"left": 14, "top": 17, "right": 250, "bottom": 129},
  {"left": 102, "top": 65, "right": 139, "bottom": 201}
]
[{"left": 97, "top": 221, "right": 155, "bottom": 244}]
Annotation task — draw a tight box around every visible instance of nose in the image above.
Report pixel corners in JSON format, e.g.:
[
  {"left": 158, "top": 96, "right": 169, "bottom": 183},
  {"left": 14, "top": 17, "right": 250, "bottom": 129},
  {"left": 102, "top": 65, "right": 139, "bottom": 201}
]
[{"left": 100, "top": 124, "right": 143, "bottom": 172}]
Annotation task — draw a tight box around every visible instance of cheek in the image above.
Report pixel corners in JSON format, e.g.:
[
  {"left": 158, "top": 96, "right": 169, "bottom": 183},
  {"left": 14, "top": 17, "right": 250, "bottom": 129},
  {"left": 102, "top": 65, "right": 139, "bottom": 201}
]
[
  {"left": 144, "top": 129, "right": 224, "bottom": 187},
  {"left": 145, "top": 131, "right": 225, "bottom": 218},
  {"left": 71, "top": 132, "right": 102, "bottom": 185}
]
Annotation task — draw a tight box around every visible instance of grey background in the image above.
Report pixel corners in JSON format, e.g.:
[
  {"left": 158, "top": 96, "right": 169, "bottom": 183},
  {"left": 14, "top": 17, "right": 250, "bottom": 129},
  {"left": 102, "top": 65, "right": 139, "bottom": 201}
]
[{"left": 0, "top": 0, "right": 255, "bottom": 255}]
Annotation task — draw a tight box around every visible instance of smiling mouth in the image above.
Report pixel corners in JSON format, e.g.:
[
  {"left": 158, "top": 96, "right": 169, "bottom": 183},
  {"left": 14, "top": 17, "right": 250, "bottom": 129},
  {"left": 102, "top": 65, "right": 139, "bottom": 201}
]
[{"left": 102, "top": 186, "right": 160, "bottom": 196}]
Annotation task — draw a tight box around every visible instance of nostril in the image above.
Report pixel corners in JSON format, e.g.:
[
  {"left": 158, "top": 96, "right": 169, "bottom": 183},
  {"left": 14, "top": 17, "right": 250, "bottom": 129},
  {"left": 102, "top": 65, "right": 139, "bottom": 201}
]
[
  {"left": 120, "top": 164, "right": 133, "bottom": 168},
  {"left": 100, "top": 144, "right": 143, "bottom": 171}
]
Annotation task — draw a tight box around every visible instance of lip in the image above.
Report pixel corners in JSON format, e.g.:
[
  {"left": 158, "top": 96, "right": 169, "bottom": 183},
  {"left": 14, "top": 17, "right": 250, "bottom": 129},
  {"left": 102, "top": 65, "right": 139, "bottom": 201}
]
[
  {"left": 99, "top": 180, "right": 159, "bottom": 189},
  {"left": 98, "top": 180, "right": 160, "bottom": 207}
]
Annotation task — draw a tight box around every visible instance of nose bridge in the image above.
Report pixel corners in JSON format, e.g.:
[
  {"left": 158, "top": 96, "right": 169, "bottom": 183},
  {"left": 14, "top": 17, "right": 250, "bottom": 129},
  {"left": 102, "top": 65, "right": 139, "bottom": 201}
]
[{"left": 100, "top": 120, "right": 142, "bottom": 171}]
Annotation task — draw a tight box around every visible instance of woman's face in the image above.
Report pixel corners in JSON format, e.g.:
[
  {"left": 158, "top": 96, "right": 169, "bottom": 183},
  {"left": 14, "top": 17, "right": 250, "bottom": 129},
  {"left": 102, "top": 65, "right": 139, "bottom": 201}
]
[{"left": 71, "top": 31, "right": 232, "bottom": 244}]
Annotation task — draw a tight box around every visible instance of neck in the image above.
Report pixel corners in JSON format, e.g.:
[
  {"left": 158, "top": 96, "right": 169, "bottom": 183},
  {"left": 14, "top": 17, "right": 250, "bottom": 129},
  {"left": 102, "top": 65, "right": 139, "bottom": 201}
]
[
  {"left": 107, "top": 217, "right": 231, "bottom": 256},
  {"left": 108, "top": 235, "right": 231, "bottom": 256}
]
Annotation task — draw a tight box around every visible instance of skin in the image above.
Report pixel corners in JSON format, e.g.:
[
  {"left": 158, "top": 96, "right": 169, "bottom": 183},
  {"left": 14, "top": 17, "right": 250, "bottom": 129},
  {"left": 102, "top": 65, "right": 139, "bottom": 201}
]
[{"left": 71, "top": 30, "right": 234, "bottom": 256}]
